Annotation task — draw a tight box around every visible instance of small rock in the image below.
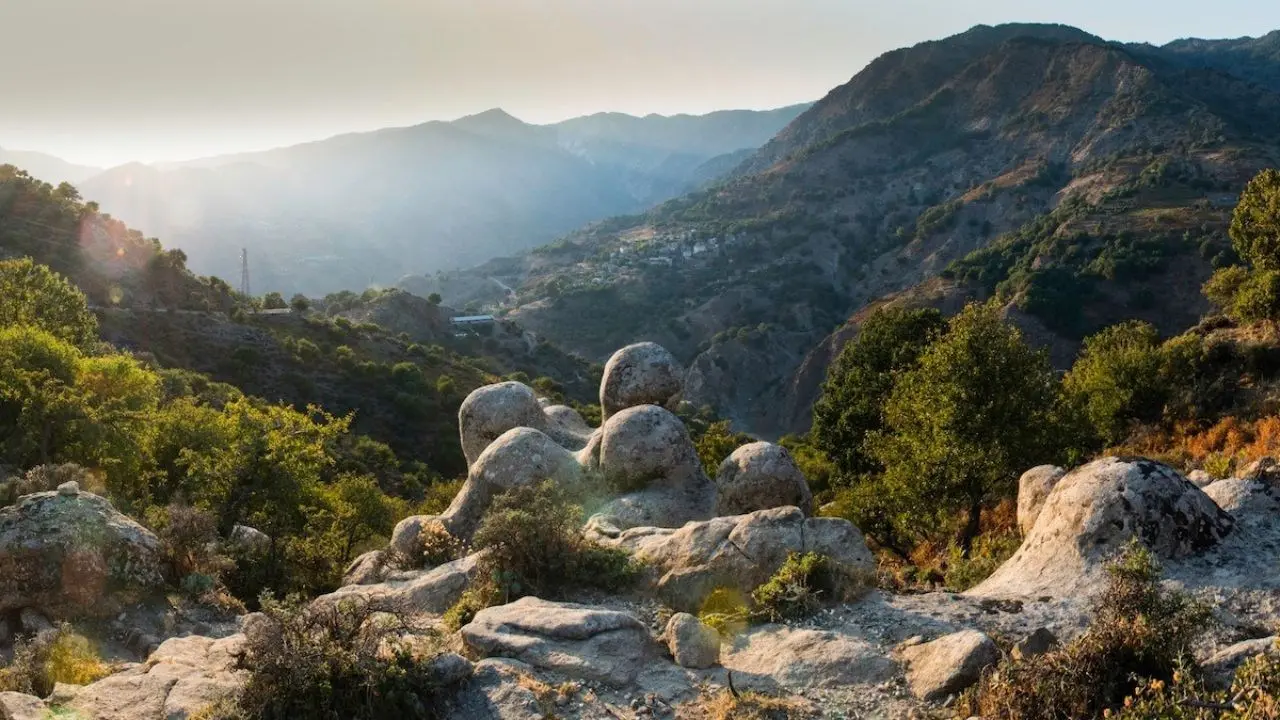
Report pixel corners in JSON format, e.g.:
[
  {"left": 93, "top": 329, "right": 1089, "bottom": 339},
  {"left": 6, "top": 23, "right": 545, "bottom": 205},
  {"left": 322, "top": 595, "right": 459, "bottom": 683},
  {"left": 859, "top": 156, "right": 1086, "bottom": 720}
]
[
  {"left": 427, "top": 652, "right": 475, "bottom": 686},
  {"left": 900, "top": 630, "right": 999, "bottom": 702},
  {"left": 1010, "top": 628, "right": 1057, "bottom": 661},
  {"left": 0, "top": 691, "right": 48, "bottom": 720},
  {"left": 664, "top": 613, "right": 720, "bottom": 669},
  {"left": 228, "top": 524, "right": 271, "bottom": 554},
  {"left": 18, "top": 608, "right": 51, "bottom": 635},
  {"left": 1187, "top": 469, "right": 1214, "bottom": 488},
  {"left": 56, "top": 481, "right": 79, "bottom": 497}
]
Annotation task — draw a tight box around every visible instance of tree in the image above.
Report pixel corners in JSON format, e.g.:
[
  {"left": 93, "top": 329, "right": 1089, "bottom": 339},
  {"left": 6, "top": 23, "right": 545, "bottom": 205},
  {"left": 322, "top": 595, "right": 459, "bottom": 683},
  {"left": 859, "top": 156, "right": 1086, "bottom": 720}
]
[
  {"left": 289, "top": 294, "right": 310, "bottom": 313},
  {"left": 1230, "top": 169, "right": 1280, "bottom": 270},
  {"left": 867, "top": 301, "right": 1064, "bottom": 553},
  {"left": 0, "top": 259, "right": 98, "bottom": 348},
  {"left": 262, "top": 292, "right": 287, "bottom": 310},
  {"left": 812, "top": 307, "right": 944, "bottom": 476},
  {"left": 693, "top": 420, "right": 754, "bottom": 476},
  {"left": 427, "top": 293, "right": 442, "bottom": 306},
  {"left": 1063, "top": 321, "right": 1168, "bottom": 446}
]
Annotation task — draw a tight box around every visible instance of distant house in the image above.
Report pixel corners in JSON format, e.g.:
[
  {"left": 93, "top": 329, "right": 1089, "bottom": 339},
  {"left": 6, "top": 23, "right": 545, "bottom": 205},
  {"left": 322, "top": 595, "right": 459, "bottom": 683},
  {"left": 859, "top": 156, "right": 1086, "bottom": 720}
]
[{"left": 450, "top": 315, "right": 495, "bottom": 326}]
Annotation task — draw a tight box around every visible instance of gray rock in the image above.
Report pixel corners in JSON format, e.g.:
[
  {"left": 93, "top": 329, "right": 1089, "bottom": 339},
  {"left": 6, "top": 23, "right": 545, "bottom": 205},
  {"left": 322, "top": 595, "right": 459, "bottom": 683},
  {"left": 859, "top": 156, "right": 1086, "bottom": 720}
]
[
  {"left": 461, "top": 597, "right": 659, "bottom": 686},
  {"left": 1016, "top": 465, "right": 1065, "bottom": 535},
  {"left": 1011, "top": 628, "right": 1057, "bottom": 661},
  {"left": 439, "top": 658, "right": 548, "bottom": 720},
  {"left": 1204, "top": 636, "right": 1277, "bottom": 689},
  {"left": 228, "top": 524, "right": 270, "bottom": 554},
  {"left": 593, "top": 405, "right": 715, "bottom": 530},
  {"left": 723, "top": 626, "right": 896, "bottom": 692},
  {"left": 603, "top": 506, "right": 874, "bottom": 613},
  {"left": 342, "top": 549, "right": 388, "bottom": 586},
  {"left": 389, "top": 514, "right": 440, "bottom": 559},
  {"left": 443, "top": 427, "right": 584, "bottom": 541},
  {"left": 1241, "top": 457, "right": 1280, "bottom": 486},
  {"left": 599, "top": 342, "right": 683, "bottom": 420},
  {"left": 458, "top": 381, "right": 547, "bottom": 467},
  {"left": 0, "top": 490, "right": 164, "bottom": 618},
  {"left": 317, "top": 552, "right": 483, "bottom": 615},
  {"left": 18, "top": 608, "right": 51, "bottom": 635},
  {"left": 971, "top": 458, "right": 1233, "bottom": 598},
  {"left": 56, "top": 481, "right": 79, "bottom": 497},
  {"left": 715, "top": 442, "right": 813, "bottom": 516},
  {"left": 1187, "top": 469, "right": 1215, "bottom": 488},
  {"left": 664, "top": 613, "right": 719, "bottom": 669},
  {"left": 427, "top": 652, "right": 476, "bottom": 686},
  {"left": 1205, "top": 478, "right": 1280, "bottom": 517},
  {"left": 0, "top": 692, "right": 47, "bottom": 720},
  {"left": 900, "top": 629, "right": 999, "bottom": 702},
  {"left": 542, "top": 405, "right": 594, "bottom": 450}
]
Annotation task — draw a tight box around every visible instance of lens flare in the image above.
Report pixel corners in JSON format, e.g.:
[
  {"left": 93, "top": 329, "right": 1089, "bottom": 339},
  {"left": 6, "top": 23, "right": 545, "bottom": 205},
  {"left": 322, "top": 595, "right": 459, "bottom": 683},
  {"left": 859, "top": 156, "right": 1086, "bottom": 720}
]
[{"left": 108, "top": 286, "right": 124, "bottom": 305}]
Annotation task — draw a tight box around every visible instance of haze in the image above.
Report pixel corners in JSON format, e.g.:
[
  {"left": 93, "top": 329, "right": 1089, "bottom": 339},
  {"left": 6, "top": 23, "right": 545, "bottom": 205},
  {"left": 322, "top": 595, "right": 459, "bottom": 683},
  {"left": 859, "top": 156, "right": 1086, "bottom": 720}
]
[{"left": 4, "top": 0, "right": 1279, "bottom": 168}]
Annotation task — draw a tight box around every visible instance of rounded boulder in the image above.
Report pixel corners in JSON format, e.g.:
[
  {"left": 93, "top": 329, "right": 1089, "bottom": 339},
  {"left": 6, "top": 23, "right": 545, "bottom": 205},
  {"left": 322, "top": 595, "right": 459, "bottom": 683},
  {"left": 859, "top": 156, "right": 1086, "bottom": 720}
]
[
  {"left": 599, "top": 343, "right": 683, "bottom": 419},
  {"left": 715, "top": 442, "right": 813, "bottom": 516},
  {"left": 458, "top": 381, "right": 547, "bottom": 467},
  {"left": 1016, "top": 465, "right": 1065, "bottom": 535}
]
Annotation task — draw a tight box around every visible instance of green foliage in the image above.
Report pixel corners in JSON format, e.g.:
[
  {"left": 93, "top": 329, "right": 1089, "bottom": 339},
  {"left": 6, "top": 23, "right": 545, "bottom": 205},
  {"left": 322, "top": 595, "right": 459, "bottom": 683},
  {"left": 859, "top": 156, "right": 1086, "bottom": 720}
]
[
  {"left": 694, "top": 419, "right": 755, "bottom": 476},
  {"left": 959, "top": 544, "right": 1210, "bottom": 719},
  {"left": 865, "top": 301, "right": 1067, "bottom": 552},
  {"left": 0, "top": 624, "right": 112, "bottom": 696},
  {"left": 1063, "top": 321, "right": 1169, "bottom": 446},
  {"left": 1230, "top": 168, "right": 1280, "bottom": 271},
  {"left": 749, "top": 552, "right": 860, "bottom": 622},
  {"left": 812, "top": 307, "right": 944, "bottom": 477},
  {"left": 1114, "top": 649, "right": 1280, "bottom": 719},
  {"left": 262, "top": 292, "right": 287, "bottom": 310},
  {"left": 222, "top": 596, "right": 454, "bottom": 720},
  {"left": 0, "top": 258, "right": 98, "bottom": 348},
  {"left": 941, "top": 526, "right": 1021, "bottom": 592}
]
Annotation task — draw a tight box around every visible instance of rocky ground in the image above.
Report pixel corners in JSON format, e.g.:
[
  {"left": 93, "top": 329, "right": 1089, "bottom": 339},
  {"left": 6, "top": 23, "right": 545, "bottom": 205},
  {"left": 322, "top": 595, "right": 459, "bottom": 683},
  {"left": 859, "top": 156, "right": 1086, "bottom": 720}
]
[{"left": 5, "top": 343, "right": 1280, "bottom": 719}]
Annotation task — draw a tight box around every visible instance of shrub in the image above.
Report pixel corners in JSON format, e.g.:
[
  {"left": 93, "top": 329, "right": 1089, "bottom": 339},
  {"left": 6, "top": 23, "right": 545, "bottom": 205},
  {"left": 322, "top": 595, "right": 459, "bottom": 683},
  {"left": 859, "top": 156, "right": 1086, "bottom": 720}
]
[
  {"left": 221, "top": 596, "right": 456, "bottom": 720},
  {"left": 751, "top": 553, "right": 856, "bottom": 622},
  {"left": 0, "top": 463, "right": 97, "bottom": 507},
  {"left": 145, "top": 503, "right": 232, "bottom": 586},
  {"left": 697, "top": 587, "right": 751, "bottom": 638},
  {"left": 958, "top": 543, "right": 1210, "bottom": 719},
  {"left": 1112, "top": 649, "right": 1280, "bottom": 718},
  {"left": 0, "top": 624, "right": 112, "bottom": 696},
  {"left": 417, "top": 521, "right": 467, "bottom": 568}
]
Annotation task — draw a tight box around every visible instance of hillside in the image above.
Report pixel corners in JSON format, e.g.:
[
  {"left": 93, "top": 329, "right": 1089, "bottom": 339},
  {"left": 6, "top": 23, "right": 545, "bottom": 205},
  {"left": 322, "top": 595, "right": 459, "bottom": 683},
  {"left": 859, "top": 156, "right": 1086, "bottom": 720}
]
[
  {"left": 75, "top": 105, "right": 808, "bottom": 297},
  {"left": 458, "top": 24, "right": 1280, "bottom": 437},
  {"left": 0, "top": 148, "right": 100, "bottom": 185}
]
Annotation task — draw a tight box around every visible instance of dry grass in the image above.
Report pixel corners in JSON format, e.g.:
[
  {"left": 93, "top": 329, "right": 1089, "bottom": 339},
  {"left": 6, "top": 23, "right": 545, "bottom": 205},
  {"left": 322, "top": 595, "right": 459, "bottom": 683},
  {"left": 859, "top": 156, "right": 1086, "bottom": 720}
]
[
  {"left": 516, "top": 674, "right": 578, "bottom": 718},
  {"left": 1120, "top": 415, "right": 1280, "bottom": 477},
  {"left": 678, "top": 688, "right": 815, "bottom": 720}
]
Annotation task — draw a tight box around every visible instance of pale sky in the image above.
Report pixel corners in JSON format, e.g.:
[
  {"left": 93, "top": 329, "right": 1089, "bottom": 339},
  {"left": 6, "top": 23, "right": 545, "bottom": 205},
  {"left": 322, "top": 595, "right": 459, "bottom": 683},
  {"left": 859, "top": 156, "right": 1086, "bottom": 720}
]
[{"left": 3, "top": 0, "right": 1278, "bottom": 168}]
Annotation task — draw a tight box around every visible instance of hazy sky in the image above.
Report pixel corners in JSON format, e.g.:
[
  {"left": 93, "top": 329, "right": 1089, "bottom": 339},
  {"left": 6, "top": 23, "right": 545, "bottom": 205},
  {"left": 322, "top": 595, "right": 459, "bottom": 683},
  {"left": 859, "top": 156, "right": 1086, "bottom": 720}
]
[{"left": 3, "top": 0, "right": 1279, "bottom": 167}]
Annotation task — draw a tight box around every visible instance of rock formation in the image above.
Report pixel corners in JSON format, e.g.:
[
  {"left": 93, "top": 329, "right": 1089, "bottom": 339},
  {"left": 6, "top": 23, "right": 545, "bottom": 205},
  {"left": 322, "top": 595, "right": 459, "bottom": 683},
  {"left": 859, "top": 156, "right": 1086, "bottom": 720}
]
[{"left": 715, "top": 441, "right": 813, "bottom": 516}]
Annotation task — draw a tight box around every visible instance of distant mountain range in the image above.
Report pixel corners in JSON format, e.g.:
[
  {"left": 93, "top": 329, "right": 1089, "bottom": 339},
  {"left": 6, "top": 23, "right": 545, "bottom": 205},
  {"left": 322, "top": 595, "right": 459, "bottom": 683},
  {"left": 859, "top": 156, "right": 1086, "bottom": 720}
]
[
  {"left": 7, "top": 105, "right": 805, "bottom": 296},
  {"left": 438, "top": 23, "right": 1280, "bottom": 437}
]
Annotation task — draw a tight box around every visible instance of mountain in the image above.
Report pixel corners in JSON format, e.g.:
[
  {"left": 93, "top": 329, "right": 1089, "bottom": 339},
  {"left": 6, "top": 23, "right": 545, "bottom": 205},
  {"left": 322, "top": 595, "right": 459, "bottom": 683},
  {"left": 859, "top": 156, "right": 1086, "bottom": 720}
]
[
  {"left": 0, "top": 148, "right": 100, "bottom": 185},
  {"left": 76, "top": 106, "right": 808, "bottom": 297},
  {"left": 452, "top": 23, "right": 1280, "bottom": 438}
]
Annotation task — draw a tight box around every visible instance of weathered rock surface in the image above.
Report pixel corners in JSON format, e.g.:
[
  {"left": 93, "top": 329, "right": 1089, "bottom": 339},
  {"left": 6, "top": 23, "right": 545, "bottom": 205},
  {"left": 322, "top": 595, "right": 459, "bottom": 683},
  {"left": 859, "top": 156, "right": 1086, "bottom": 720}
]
[
  {"left": 1203, "top": 636, "right": 1277, "bottom": 689},
  {"left": 1016, "top": 465, "right": 1065, "bottom": 535},
  {"left": 1011, "top": 628, "right": 1057, "bottom": 661},
  {"left": 0, "top": 490, "right": 164, "bottom": 617},
  {"left": 971, "top": 457, "right": 1234, "bottom": 598},
  {"left": 228, "top": 524, "right": 270, "bottom": 554},
  {"left": 461, "top": 597, "right": 660, "bottom": 686},
  {"left": 1241, "top": 457, "right": 1280, "bottom": 486},
  {"left": 715, "top": 442, "right": 813, "bottom": 516},
  {"left": 723, "top": 626, "right": 896, "bottom": 691},
  {"left": 342, "top": 549, "right": 388, "bottom": 586},
  {"left": 0, "top": 692, "right": 46, "bottom": 720},
  {"left": 438, "top": 658, "right": 549, "bottom": 720},
  {"left": 602, "top": 507, "right": 874, "bottom": 613},
  {"left": 318, "top": 552, "right": 482, "bottom": 614},
  {"left": 664, "top": 613, "right": 719, "bottom": 669},
  {"left": 65, "top": 634, "right": 245, "bottom": 720},
  {"left": 593, "top": 405, "right": 716, "bottom": 530},
  {"left": 389, "top": 514, "right": 440, "bottom": 559},
  {"left": 444, "top": 427, "right": 584, "bottom": 540},
  {"left": 899, "top": 629, "right": 998, "bottom": 701},
  {"left": 1187, "top": 469, "right": 1215, "bottom": 488},
  {"left": 599, "top": 342, "right": 683, "bottom": 420},
  {"left": 1204, "top": 478, "right": 1280, "bottom": 518},
  {"left": 458, "top": 381, "right": 548, "bottom": 466}
]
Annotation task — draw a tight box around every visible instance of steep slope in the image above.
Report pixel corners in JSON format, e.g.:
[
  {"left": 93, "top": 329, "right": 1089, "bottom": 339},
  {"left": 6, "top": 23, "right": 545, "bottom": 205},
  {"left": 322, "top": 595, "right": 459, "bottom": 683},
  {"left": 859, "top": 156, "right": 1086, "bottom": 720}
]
[
  {"left": 477, "top": 25, "right": 1280, "bottom": 437},
  {"left": 78, "top": 106, "right": 806, "bottom": 297}
]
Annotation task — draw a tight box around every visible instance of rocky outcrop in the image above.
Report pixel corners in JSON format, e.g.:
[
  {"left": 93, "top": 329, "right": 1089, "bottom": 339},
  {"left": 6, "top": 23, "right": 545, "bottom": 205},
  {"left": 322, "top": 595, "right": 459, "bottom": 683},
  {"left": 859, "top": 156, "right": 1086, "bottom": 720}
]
[
  {"left": 1016, "top": 465, "right": 1064, "bottom": 535},
  {"left": 318, "top": 553, "right": 483, "bottom": 614},
  {"left": 0, "top": 487, "right": 164, "bottom": 618},
  {"left": 458, "top": 381, "right": 550, "bottom": 466},
  {"left": 723, "top": 626, "right": 896, "bottom": 692},
  {"left": 61, "top": 634, "right": 245, "bottom": 720},
  {"left": 599, "top": 342, "right": 683, "bottom": 420},
  {"left": 715, "top": 442, "right": 813, "bottom": 516},
  {"left": 601, "top": 506, "right": 874, "bottom": 612},
  {"left": 0, "top": 692, "right": 47, "bottom": 720},
  {"left": 971, "top": 457, "right": 1234, "bottom": 598},
  {"left": 899, "top": 630, "right": 999, "bottom": 701},
  {"left": 664, "top": 613, "right": 720, "bottom": 669},
  {"left": 460, "top": 597, "right": 660, "bottom": 686}
]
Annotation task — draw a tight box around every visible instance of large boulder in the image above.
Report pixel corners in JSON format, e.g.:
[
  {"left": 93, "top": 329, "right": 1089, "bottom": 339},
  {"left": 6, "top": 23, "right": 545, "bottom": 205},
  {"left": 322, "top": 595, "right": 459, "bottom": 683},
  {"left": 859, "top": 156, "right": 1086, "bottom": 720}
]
[
  {"left": 0, "top": 488, "right": 164, "bottom": 618},
  {"left": 458, "top": 381, "right": 547, "bottom": 467},
  {"left": 970, "top": 457, "right": 1234, "bottom": 598},
  {"left": 601, "top": 507, "right": 874, "bottom": 613},
  {"left": 899, "top": 630, "right": 999, "bottom": 701},
  {"left": 1016, "top": 465, "right": 1065, "bottom": 535},
  {"left": 443, "top": 427, "right": 584, "bottom": 541},
  {"left": 1204, "top": 478, "right": 1280, "bottom": 518},
  {"left": 715, "top": 442, "right": 813, "bottom": 516},
  {"left": 0, "top": 692, "right": 47, "bottom": 720},
  {"left": 592, "top": 405, "right": 715, "bottom": 530},
  {"left": 460, "top": 597, "right": 660, "bottom": 686},
  {"left": 599, "top": 343, "right": 683, "bottom": 420},
  {"left": 318, "top": 552, "right": 483, "bottom": 615},
  {"left": 723, "top": 626, "right": 895, "bottom": 692}
]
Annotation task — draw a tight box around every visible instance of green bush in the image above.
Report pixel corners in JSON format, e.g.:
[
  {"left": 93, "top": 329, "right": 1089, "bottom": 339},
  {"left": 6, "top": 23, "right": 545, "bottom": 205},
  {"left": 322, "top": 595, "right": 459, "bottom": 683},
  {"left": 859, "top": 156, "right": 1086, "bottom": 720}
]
[
  {"left": 219, "top": 596, "right": 456, "bottom": 720},
  {"left": 958, "top": 543, "right": 1210, "bottom": 719},
  {"left": 750, "top": 552, "right": 866, "bottom": 622}
]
